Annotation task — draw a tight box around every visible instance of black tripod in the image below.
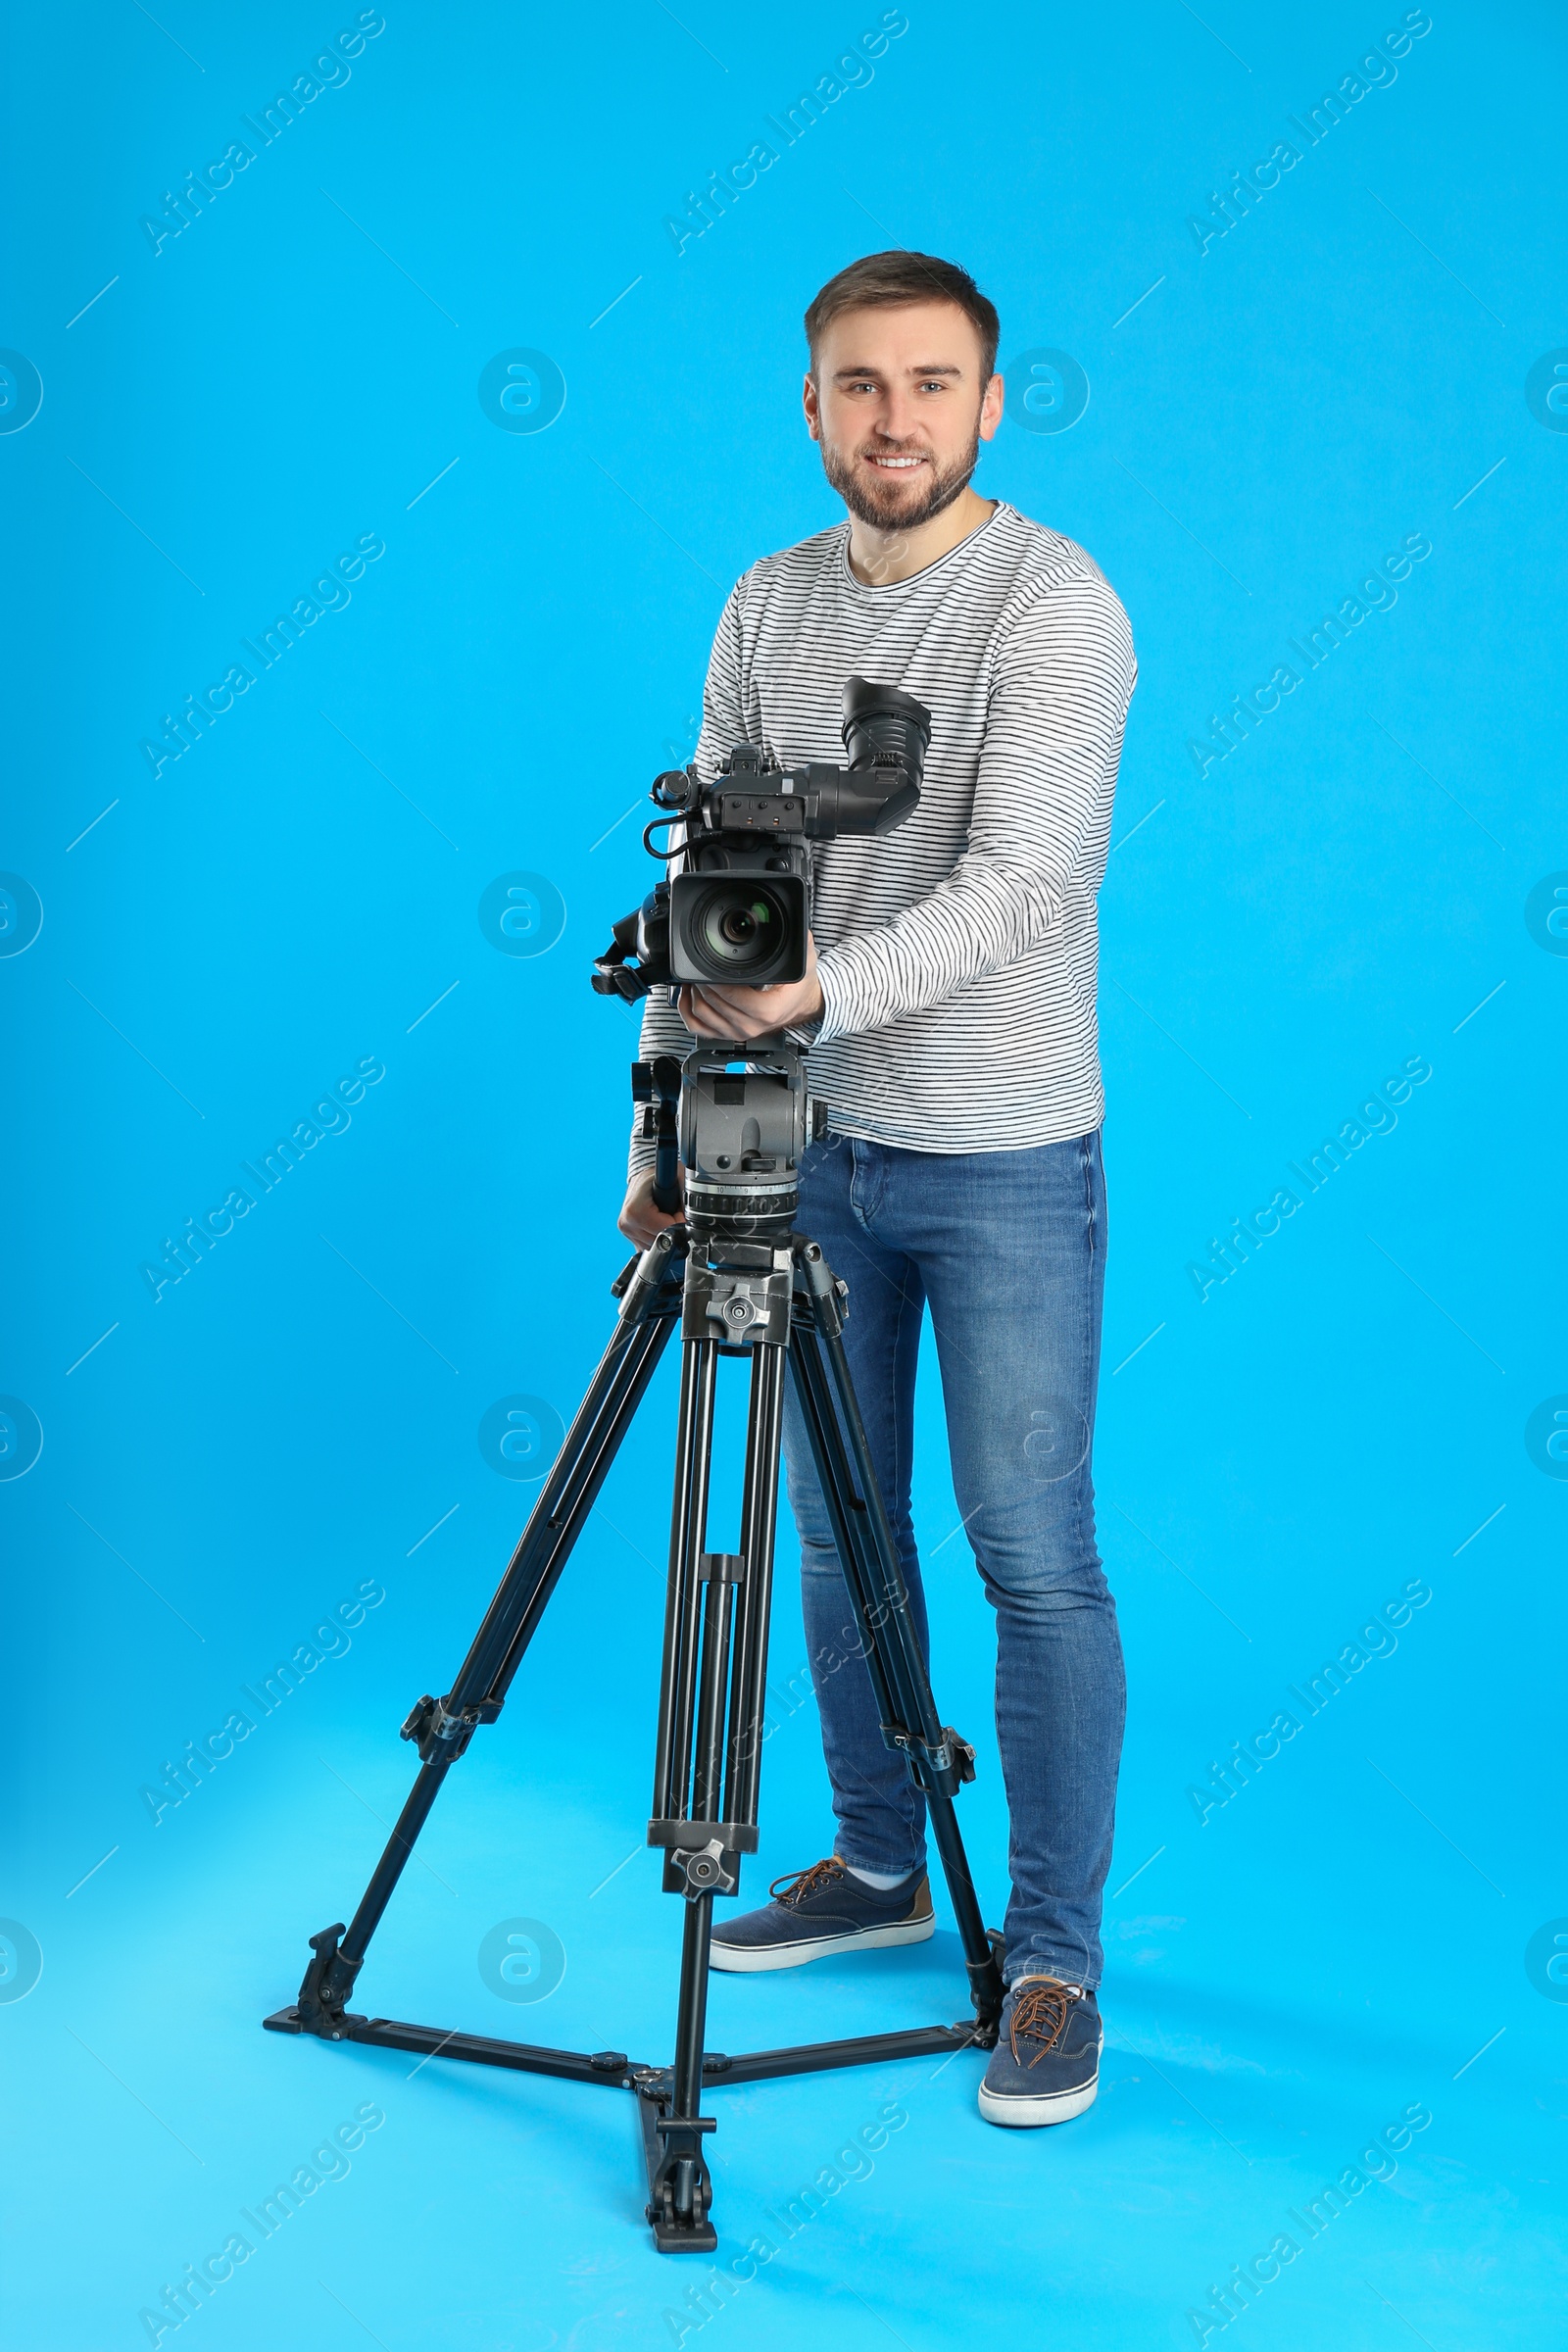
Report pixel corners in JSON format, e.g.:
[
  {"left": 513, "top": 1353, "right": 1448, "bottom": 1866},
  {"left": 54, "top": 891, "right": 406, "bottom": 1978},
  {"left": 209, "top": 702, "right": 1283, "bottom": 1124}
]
[{"left": 265, "top": 1045, "right": 1004, "bottom": 2253}]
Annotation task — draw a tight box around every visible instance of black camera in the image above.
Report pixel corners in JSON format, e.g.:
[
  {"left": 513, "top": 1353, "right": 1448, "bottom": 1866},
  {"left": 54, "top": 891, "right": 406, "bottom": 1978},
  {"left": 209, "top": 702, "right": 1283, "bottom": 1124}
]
[{"left": 592, "top": 675, "right": 931, "bottom": 1004}]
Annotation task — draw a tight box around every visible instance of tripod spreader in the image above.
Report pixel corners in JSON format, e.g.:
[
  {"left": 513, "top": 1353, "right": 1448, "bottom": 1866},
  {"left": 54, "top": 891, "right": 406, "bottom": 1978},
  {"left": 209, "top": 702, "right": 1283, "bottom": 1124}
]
[{"left": 266, "top": 1059, "right": 1004, "bottom": 2253}]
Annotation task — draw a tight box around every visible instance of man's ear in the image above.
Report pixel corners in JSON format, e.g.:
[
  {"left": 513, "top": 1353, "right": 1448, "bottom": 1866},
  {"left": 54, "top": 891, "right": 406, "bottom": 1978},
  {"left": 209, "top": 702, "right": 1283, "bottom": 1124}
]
[
  {"left": 979, "top": 372, "right": 1004, "bottom": 442},
  {"left": 803, "top": 371, "right": 821, "bottom": 441}
]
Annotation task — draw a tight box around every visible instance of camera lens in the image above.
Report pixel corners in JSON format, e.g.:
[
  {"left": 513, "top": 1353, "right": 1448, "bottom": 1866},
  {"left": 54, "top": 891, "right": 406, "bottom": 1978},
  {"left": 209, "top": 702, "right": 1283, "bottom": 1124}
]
[
  {"left": 698, "top": 885, "right": 779, "bottom": 969},
  {"left": 670, "top": 870, "right": 806, "bottom": 987}
]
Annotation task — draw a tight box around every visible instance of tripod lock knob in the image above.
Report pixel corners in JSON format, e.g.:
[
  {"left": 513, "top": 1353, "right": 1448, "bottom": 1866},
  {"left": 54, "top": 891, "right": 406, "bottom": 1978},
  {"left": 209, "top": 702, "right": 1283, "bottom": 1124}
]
[{"left": 670, "top": 1838, "right": 737, "bottom": 1897}]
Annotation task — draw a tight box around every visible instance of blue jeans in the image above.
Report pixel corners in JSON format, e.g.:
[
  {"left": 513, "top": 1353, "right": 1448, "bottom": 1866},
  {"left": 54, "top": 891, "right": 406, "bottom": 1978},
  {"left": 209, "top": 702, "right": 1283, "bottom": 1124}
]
[{"left": 781, "top": 1129, "right": 1125, "bottom": 1990}]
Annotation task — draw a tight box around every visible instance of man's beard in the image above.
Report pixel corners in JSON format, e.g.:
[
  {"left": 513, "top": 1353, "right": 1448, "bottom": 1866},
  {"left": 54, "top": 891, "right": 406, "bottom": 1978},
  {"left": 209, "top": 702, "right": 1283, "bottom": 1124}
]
[{"left": 820, "top": 428, "right": 981, "bottom": 532}]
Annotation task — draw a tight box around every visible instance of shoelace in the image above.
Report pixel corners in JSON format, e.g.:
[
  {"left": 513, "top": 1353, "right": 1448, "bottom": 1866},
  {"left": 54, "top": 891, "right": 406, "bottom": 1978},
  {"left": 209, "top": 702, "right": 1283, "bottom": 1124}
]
[
  {"left": 1009, "top": 1978, "right": 1084, "bottom": 2069},
  {"left": 770, "top": 1857, "right": 847, "bottom": 1907}
]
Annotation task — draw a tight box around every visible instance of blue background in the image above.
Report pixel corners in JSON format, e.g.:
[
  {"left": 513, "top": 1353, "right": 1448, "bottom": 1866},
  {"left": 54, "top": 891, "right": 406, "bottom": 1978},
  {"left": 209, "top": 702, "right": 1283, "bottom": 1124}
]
[{"left": 3, "top": 2, "right": 1564, "bottom": 2346}]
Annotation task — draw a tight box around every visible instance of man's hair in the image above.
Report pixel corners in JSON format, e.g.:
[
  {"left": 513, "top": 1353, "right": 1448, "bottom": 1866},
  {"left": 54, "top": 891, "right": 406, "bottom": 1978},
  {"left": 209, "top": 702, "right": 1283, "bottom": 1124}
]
[{"left": 803, "top": 251, "right": 1000, "bottom": 381}]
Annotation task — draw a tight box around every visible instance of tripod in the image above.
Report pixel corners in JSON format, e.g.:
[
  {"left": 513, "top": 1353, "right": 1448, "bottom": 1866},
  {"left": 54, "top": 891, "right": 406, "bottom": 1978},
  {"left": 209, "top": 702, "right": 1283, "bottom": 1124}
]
[{"left": 265, "top": 1044, "right": 1004, "bottom": 2253}]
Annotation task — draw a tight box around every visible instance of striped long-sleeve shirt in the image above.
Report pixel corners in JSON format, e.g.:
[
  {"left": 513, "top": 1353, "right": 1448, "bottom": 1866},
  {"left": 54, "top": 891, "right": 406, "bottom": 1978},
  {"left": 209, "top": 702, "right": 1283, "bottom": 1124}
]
[{"left": 629, "top": 501, "right": 1137, "bottom": 1171}]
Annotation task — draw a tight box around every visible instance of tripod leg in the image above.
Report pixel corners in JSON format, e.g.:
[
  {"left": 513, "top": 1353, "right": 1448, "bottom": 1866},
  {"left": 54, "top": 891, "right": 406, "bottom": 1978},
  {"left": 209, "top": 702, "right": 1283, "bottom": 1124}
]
[
  {"left": 790, "top": 1243, "right": 1004, "bottom": 2036},
  {"left": 726, "top": 1345, "right": 786, "bottom": 1826},
  {"left": 647, "top": 1336, "right": 788, "bottom": 2251},
  {"left": 291, "top": 1239, "right": 684, "bottom": 2033},
  {"left": 651, "top": 1338, "right": 719, "bottom": 1827}
]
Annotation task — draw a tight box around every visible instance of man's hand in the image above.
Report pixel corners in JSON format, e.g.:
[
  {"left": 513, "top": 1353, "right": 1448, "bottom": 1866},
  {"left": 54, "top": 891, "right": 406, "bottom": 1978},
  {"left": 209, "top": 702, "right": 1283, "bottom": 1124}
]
[
  {"left": 618, "top": 1163, "right": 686, "bottom": 1250},
  {"left": 678, "top": 933, "right": 824, "bottom": 1042}
]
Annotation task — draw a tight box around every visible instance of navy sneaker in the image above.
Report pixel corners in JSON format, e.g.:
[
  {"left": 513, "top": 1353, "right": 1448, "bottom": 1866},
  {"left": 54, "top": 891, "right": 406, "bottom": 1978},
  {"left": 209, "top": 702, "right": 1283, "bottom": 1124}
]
[
  {"left": 978, "top": 1977, "right": 1102, "bottom": 2127},
  {"left": 709, "top": 1857, "right": 934, "bottom": 1973}
]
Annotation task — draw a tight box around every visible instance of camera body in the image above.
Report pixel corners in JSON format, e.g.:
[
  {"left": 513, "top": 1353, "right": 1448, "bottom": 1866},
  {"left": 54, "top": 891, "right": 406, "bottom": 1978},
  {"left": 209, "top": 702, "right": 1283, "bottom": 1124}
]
[
  {"left": 593, "top": 676, "right": 931, "bottom": 1004},
  {"left": 664, "top": 747, "right": 814, "bottom": 991}
]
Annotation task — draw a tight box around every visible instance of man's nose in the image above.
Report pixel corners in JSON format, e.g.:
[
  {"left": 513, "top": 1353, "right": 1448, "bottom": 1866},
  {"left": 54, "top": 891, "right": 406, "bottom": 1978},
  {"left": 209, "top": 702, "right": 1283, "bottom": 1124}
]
[{"left": 872, "top": 393, "right": 920, "bottom": 444}]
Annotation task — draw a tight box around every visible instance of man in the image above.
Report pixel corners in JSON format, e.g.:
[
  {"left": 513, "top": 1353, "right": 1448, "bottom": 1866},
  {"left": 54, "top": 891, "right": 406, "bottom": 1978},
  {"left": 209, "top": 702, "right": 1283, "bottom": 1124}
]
[{"left": 618, "top": 252, "right": 1135, "bottom": 2129}]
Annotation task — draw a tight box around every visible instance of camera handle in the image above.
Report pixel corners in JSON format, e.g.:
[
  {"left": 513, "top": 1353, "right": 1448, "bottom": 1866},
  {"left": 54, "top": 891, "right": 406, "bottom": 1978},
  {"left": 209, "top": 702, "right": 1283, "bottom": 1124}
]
[{"left": 632, "top": 1054, "right": 684, "bottom": 1213}]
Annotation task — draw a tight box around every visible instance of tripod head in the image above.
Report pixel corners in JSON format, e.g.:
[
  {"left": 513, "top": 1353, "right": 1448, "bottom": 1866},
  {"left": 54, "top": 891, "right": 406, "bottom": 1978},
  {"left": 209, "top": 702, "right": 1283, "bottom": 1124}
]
[{"left": 632, "top": 1039, "right": 823, "bottom": 1242}]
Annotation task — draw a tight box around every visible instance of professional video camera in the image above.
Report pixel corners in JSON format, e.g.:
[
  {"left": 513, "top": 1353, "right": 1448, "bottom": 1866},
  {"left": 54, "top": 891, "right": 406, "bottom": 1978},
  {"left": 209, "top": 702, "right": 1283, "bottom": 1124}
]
[
  {"left": 591, "top": 674, "right": 931, "bottom": 1001},
  {"left": 266, "top": 667, "right": 1007, "bottom": 2262}
]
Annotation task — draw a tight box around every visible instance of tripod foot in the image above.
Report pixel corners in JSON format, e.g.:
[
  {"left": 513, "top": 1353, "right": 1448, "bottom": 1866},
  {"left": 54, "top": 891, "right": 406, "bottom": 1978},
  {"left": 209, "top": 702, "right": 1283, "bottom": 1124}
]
[
  {"left": 293, "top": 1922, "right": 359, "bottom": 2037},
  {"left": 641, "top": 2101, "right": 718, "bottom": 2253},
  {"left": 966, "top": 1929, "right": 1007, "bottom": 2047}
]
